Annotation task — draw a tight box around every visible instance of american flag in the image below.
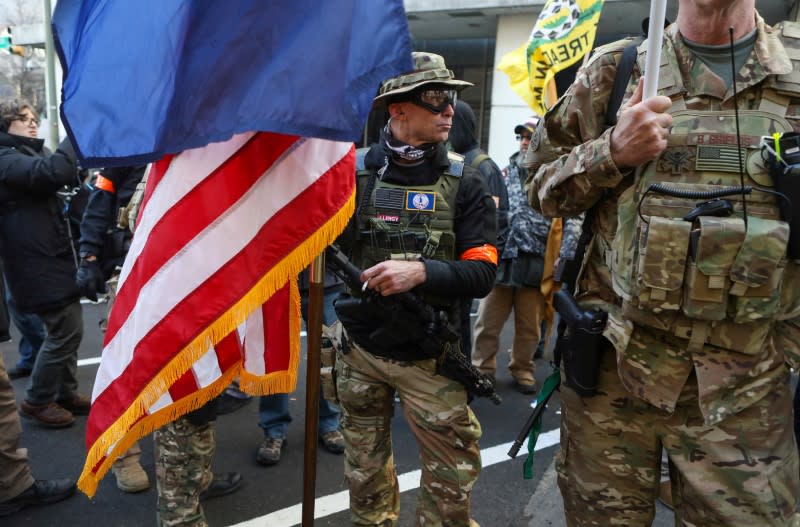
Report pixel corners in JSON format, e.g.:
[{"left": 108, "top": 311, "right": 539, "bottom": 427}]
[
  {"left": 51, "top": 0, "right": 413, "bottom": 496},
  {"left": 78, "top": 133, "right": 355, "bottom": 495}
]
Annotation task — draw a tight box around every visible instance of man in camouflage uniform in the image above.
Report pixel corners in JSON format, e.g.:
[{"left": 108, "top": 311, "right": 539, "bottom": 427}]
[
  {"left": 332, "top": 52, "right": 497, "bottom": 526},
  {"left": 527, "top": 1, "right": 800, "bottom": 525}
]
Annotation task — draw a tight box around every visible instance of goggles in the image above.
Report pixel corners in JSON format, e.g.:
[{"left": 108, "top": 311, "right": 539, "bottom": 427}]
[{"left": 411, "top": 88, "right": 457, "bottom": 114}]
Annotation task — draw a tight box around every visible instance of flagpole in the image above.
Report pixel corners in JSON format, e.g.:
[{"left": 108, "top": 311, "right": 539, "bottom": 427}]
[
  {"left": 643, "top": 0, "right": 668, "bottom": 99},
  {"left": 302, "top": 252, "right": 324, "bottom": 526}
]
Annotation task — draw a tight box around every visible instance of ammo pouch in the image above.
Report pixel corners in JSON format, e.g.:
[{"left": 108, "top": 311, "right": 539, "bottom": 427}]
[
  {"left": 553, "top": 290, "right": 608, "bottom": 397},
  {"left": 333, "top": 293, "right": 438, "bottom": 362},
  {"left": 319, "top": 325, "right": 338, "bottom": 403},
  {"left": 763, "top": 132, "right": 800, "bottom": 259}
]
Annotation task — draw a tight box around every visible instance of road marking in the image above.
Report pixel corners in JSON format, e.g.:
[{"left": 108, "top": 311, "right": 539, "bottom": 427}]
[
  {"left": 228, "top": 428, "right": 561, "bottom": 527},
  {"left": 77, "top": 356, "right": 102, "bottom": 367}
]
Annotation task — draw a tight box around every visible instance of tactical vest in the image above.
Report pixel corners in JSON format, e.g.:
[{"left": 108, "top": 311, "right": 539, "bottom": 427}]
[
  {"left": 123, "top": 165, "right": 150, "bottom": 234},
  {"left": 349, "top": 147, "right": 463, "bottom": 309},
  {"left": 605, "top": 23, "right": 800, "bottom": 355}
]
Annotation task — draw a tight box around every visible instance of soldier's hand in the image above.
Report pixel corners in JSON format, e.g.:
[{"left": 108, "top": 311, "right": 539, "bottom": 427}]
[
  {"left": 76, "top": 257, "right": 106, "bottom": 302},
  {"left": 610, "top": 77, "right": 673, "bottom": 169},
  {"left": 361, "top": 260, "right": 426, "bottom": 296}
]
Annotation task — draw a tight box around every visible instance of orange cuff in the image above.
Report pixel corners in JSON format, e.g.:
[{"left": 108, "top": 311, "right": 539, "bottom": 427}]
[
  {"left": 95, "top": 174, "right": 116, "bottom": 193},
  {"left": 460, "top": 244, "right": 498, "bottom": 265}
]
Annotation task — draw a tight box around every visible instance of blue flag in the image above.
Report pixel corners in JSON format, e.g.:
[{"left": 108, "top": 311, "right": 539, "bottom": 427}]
[{"left": 52, "top": 0, "right": 412, "bottom": 167}]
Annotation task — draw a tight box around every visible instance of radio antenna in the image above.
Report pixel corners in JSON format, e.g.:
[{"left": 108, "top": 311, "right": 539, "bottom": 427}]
[{"left": 729, "top": 26, "right": 748, "bottom": 227}]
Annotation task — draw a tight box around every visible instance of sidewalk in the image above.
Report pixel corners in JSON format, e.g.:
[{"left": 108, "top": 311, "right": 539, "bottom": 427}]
[{"left": 524, "top": 459, "right": 675, "bottom": 526}]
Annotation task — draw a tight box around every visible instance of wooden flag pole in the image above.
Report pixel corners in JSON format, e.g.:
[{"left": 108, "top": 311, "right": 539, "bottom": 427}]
[
  {"left": 302, "top": 252, "right": 325, "bottom": 526},
  {"left": 644, "top": 0, "right": 668, "bottom": 99}
]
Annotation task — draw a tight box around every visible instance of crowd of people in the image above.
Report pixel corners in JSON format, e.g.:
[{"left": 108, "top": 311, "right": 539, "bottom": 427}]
[{"left": 3, "top": 1, "right": 800, "bottom": 525}]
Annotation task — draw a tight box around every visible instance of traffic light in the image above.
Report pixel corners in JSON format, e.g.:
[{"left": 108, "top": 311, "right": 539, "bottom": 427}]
[
  {"left": 0, "top": 29, "right": 10, "bottom": 53},
  {"left": 1, "top": 27, "right": 26, "bottom": 56}
]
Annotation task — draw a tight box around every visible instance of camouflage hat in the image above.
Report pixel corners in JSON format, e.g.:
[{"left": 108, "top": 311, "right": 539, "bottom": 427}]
[{"left": 374, "top": 52, "right": 473, "bottom": 106}]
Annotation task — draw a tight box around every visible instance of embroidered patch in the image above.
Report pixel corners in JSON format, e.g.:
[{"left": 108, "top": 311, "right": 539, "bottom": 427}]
[
  {"left": 405, "top": 191, "right": 436, "bottom": 211},
  {"left": 378, "top": 213, "right": 400, "bottom": 223},
  {"left": 374, "top": 188, "right": 405, "bottom": 210},
  {"left": 657, "top": 149, "right": 694, "bottom": 175}
]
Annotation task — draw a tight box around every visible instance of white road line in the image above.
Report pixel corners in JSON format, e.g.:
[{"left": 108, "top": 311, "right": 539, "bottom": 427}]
[
  {"left": 74, "top": 327, "right": 558, "bottom": 527},
  {"left": 75, "top": 331, "right": 309, "bottom": 368},
  {"left": 77, "top": 357, "right": 102, "bottom": 367},
  {"left": 228, "top": 428, "right": 561, "bottom": 527}
]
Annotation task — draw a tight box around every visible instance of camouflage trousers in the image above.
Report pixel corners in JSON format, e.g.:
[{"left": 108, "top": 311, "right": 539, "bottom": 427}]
[
  {"left": 335, "top": 338, "right": 482, "bottom": 527},
  {"left": 557, "top": 349, "right": 800, "bottom": 527},
  {"left": 155, "top": 417, "right": 214, "bottom": 527}
]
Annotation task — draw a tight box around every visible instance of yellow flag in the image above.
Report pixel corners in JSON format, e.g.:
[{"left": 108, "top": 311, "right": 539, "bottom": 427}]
[{"left": 498, "top": 0, "right": 604, "bottom": 116}]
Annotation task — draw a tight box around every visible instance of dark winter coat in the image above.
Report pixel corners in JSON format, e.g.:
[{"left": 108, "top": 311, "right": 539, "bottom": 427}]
[{"left": 0, "top": 132, "right": 82, "bottom": 313}]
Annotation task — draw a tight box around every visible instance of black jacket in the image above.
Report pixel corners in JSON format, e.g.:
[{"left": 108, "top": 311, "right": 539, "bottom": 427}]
[
  {"left": 356, "top": 142, "right": 497, "bottom": 299},
  {"left": 79, "top": 165, "right": 146, "bottom": 277},
  {"left": 449, "top": 100, "right": 509, "bottom": 255},
  {"left": 0, "top": 132, "right": 81, "bottom": 313}
]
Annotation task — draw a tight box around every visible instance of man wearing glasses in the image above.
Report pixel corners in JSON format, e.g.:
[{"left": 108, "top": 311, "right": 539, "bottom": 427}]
[
  {"left": 0, "top": 99, "right": 88, "bottom": 429},
  {"left": 331, "top": 52, "right": 497, "bottom": 526}
]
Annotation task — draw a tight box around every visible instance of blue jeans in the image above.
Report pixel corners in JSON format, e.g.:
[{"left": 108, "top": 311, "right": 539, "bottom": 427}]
[
  {"left": 258, "top": 285, "right": 342, "bottom": 438},
  {"left": 4, "top": 276, "right": 45, "bottom": 370}
]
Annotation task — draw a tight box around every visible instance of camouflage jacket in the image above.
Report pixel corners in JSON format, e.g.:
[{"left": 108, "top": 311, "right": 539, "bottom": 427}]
[
  {"left": 503, "top": 152, "right": 550, "bottom": 259},
  {"left": 527, "top": 13, "right": 800, "bottom": 425}
]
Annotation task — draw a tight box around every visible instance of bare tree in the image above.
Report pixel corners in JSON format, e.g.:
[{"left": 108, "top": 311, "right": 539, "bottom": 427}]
[{"left": 0, "top": 0, "right": 44, "bottom": 109}]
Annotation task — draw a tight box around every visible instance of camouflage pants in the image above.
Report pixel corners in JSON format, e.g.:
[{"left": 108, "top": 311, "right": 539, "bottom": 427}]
[
  {"left": 557, "top": 349, "right": 800, "bottom": 527},
  {"left": 155, "top": 417, "right": 214, "bottom": 527},
  {"left": 335, "top": 338, "right": 482, "bottom": 527}
]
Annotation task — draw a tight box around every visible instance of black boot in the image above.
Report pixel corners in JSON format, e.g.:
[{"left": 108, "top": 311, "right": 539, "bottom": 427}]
[
  {"left": 199, "top": 472, "right": 242, "bottom": 501},
  {"left": 0, "top": 479, "right": 76, "bottom": 516}
]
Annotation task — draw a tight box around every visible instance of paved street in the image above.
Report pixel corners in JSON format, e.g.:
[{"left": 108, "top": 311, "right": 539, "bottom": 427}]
[{"left": 2, "top": 302, "right": 674, "bottom": 526}]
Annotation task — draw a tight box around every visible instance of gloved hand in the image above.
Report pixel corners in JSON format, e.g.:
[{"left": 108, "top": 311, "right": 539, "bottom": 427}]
[{"left": 76, "top": 258, "right": 106, "bottom": 301}]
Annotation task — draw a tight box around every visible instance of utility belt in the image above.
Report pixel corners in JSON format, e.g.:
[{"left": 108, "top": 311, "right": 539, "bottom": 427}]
[{"left": 333, "top": 293, "right": 444, "bottom": 362}]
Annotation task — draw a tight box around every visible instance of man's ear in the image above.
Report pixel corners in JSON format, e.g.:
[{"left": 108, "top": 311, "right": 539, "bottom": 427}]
[{"left": 387, "top": 102, "right": 405, "bottom": 119}]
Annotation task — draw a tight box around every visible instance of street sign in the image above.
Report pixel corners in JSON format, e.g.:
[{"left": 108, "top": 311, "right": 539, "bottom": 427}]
[{"left": 11, "top": 24, "right": 45, "bottom": 46}]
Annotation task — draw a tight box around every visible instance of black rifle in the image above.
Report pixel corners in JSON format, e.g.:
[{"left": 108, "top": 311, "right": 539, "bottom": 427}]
[{"left": 326, "top": 245, "right": 501, "bottom": 405}]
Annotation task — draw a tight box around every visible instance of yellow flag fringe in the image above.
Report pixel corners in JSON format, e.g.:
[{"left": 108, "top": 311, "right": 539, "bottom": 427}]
[{"left": 77, "top": 188, "right": 355, "bottom": 497}]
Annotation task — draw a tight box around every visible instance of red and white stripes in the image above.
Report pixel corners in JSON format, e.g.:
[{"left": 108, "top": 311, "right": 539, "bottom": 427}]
[{"left": 79, "top": 132, "right": 355, "bottom": 496}]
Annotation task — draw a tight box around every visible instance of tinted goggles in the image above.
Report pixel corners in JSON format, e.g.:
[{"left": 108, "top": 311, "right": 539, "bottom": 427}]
[{"left": 411, "top": 88, "right": 457, "bottom": 114}]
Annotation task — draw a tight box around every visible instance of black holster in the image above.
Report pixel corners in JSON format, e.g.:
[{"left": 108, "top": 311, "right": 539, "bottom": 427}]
[
  {"left": 763, "top": 133, "right": 800, "bottom": 259},
  {"left": 553, "top": 290, "right": 608, "bottom": 397}
]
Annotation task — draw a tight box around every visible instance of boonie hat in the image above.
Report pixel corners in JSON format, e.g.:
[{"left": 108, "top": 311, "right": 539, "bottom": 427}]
[
  {"left": 514, "top": 116, "right": 540, "bottom": 135},
  {"left": 374, "top": 52, "right": 473, "bottom": 106}
]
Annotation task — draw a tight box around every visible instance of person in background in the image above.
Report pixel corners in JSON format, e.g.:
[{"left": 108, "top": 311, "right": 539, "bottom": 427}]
[
  {"left": 471, "top": 117, "right": 548, "bottom": 394},
  {"left": 3, "top": 283, "right": 46, "bottom": 380},
  {"left": 448, "top": 99, "right": 508, "bottom": 362},
  {"left": 254, "top": 265, "right": 345, "bottom": 466},
  {"left": 77, "top": 165, "right": 151, "bottom": 493},
  {"left": 0, "top": 352, "right": 76, "bottom": 517},
  {"left": 0, "top": 98, "right": 88, "bottom": 429}
]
